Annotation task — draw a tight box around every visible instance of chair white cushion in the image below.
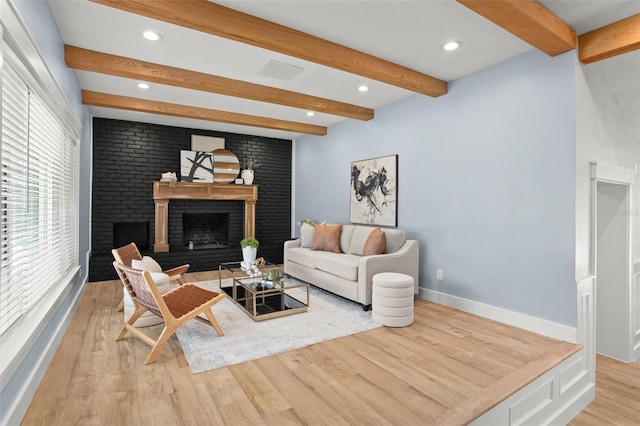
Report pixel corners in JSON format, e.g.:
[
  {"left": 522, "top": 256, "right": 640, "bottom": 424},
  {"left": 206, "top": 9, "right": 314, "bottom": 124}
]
[
  {"left": 149, "top": 272, "right": 170, "bottom": 286},
  {"left": 131, "top": 256, "right": 162, "bottom": 273}
]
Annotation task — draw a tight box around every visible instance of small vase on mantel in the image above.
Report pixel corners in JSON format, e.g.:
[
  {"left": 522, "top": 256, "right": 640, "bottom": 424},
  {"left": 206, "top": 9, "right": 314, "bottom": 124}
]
[{"left": 241, "top": 169, "right": 254, "bottom": 185}]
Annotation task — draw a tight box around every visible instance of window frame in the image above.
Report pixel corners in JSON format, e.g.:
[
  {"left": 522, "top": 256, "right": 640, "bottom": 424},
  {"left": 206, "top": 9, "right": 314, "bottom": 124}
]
[{"left": 0, "top": 1, "right": 82, "bottom": 388}]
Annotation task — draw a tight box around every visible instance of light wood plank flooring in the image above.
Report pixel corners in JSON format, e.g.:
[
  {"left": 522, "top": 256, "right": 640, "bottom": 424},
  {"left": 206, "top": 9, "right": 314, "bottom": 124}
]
[
  {"left": 569, "top": 354, "right": 640, "bottom": 425},
  {"left": 21, "top": 270, "right": 634, "bottom": 425}
]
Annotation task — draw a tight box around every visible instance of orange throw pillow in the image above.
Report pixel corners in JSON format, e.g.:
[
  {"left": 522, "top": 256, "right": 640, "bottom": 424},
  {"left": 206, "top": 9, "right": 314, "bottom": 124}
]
[
  {"left": 362, "top": 227, "right": 386, "bottom": 256},
  {"left": 311, "top": 224, "right": 343, "bottom": 253}
]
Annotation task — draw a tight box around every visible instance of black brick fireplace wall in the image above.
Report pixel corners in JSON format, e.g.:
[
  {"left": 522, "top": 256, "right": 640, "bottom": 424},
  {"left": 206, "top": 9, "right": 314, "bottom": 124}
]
[{"left": 90, "top": 118, "right": 292, "bottom": 282}]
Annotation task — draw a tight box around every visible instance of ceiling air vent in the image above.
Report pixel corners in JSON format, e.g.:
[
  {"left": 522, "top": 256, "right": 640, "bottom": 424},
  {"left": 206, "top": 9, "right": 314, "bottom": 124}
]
[{"left": 258, "top": 59, "right": 304, "bottom": 81}]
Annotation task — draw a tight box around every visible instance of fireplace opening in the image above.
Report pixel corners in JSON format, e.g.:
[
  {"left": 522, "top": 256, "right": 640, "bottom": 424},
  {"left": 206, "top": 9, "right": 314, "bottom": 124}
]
[
  {"left": 113, "top": 222, "right": 149, "bottom": 250},
  {"left": 183, "top": 213, "right": 229, "bottom": 249}
]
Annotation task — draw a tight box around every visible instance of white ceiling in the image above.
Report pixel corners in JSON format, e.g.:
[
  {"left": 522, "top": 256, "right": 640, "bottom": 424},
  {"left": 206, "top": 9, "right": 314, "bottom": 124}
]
[{"left": 48, "top": 0, "right": 640, "bottom": 140}]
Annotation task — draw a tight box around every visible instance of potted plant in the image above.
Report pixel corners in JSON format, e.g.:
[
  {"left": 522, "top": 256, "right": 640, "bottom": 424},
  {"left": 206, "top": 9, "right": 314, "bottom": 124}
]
[
  {"left": 240, "top": 237, "right": 259, "bottom": 265},
  {"left": 240, "top": 157, "right": 260, "bottom": 185}
]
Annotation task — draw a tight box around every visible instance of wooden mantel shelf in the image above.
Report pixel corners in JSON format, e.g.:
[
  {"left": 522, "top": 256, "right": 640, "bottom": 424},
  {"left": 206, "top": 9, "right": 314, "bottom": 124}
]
[{"left": 153, "top": 181, "right": 258, "bottom": 253}]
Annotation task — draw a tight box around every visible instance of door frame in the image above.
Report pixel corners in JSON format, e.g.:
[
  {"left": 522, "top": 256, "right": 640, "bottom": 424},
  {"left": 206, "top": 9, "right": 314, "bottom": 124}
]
[{"left": 590, "top": 161, "right": 635, "bottom": 362}]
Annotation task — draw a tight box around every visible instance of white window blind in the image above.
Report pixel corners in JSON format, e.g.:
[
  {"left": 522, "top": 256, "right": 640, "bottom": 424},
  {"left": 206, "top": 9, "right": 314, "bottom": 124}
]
[{"left": 0, "top": 55, "right": 79, "bottom": 336}]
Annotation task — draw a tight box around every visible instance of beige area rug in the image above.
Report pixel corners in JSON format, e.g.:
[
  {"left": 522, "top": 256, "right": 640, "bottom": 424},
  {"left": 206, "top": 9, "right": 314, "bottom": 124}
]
[{"left": 175, "top": 279, "right": 381, "bottom": 374}]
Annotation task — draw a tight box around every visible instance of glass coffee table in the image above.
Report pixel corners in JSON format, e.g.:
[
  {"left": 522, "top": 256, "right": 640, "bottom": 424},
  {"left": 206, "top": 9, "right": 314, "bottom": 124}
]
[{"left": 219, "top": 260, "right": 309, "bottom": 321}]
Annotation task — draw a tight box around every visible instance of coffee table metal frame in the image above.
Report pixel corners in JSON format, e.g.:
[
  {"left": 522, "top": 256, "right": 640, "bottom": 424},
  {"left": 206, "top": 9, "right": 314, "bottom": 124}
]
[{"left": 219, "top": 261, "right": 309, "bottom": 321}]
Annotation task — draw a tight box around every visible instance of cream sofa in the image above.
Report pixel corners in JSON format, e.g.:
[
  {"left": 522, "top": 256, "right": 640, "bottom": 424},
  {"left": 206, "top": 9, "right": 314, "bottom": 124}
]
[{"left": 284, "top": 224, "right": 419, "bottom": 310}]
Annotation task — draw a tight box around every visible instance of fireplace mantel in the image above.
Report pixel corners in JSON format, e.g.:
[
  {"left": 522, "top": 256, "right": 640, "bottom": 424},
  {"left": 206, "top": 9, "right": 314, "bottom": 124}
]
[{"left": 153, "top": 181, "right": 257, "bottom": 252}]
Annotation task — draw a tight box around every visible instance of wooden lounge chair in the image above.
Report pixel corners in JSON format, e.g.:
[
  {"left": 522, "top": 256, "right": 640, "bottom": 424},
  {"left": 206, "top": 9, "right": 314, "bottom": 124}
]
[
  {"left": 112, "top": 242, "right": 189, "bottom": 312},
  {"left": 113, "top": 261, "right": 225, "bottom": 365}
]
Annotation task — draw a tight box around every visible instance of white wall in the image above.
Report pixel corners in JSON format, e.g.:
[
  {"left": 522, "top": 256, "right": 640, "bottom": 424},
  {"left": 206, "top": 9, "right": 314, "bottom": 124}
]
[{"left": 295, "top": 50, "right": 578, "bottom": 326}]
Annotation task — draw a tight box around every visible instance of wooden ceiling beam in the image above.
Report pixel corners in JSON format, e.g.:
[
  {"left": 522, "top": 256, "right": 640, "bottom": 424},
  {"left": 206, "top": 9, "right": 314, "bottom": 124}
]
[
  {"left": 579, "top": 14, "right": 640, "bottom": 64},
  {"left": 90, "top": 0, "right": 447, "bottom": 97},
  {"left": 82, "top": 90, "right": 327, "bottom": 136},
  {"left": 456, "top": 0, "right": 576, "bottom": 56},
  {"left": 65, "top": 45, "right": 373, "bottom": 121}
]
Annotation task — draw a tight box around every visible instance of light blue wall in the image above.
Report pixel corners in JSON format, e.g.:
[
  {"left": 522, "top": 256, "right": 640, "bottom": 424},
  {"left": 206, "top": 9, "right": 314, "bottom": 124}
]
[
  {"left": 1, "top": 1, "right": 92, "bottom": 424},
  {"left": 295, "top": 50, "right": 577, "bottom": 326}
]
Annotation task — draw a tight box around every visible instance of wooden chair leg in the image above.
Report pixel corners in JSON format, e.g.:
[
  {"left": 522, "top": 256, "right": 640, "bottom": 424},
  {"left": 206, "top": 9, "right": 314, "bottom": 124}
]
[
  {"left": 144, "top": 326, "right": 176, "bottom": 365},
  {"left": 115, "top": 298, "right": 125, "bottom": 312},
  {"left": 203, "top": 309, "right": 224, "bottom": 336},
  {"left": 116, "top": 305, "right": 147, "bottom": 341}
]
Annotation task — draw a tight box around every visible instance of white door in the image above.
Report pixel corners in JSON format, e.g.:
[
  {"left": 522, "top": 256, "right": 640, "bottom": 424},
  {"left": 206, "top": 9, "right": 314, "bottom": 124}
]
[{"left": 595, "top": 181, "right": 630, "bottom": 362}]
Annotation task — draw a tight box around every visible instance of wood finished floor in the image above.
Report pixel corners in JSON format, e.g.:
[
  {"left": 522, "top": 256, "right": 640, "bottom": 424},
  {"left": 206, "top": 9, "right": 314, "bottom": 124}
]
[{"left": 21, "top": 270, "right": 638, "bottom": 425}]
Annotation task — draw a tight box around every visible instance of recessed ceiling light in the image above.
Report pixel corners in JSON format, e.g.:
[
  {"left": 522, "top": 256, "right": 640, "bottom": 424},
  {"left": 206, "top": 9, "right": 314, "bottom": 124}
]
[
  {"left": 137, "top": 83, "right": 150, "bottom": 89},
  {"left": 306, "top": 111, "right": 315, "bottom": 117},
  {"left": 443, "top": 41, "right": 462, "bottom": 51},
  {"left": 358, "top": 85, "right": 370, "bottom": 92},
  {"left": 142, "top": 31, "right": 163, "bottom": 42}
]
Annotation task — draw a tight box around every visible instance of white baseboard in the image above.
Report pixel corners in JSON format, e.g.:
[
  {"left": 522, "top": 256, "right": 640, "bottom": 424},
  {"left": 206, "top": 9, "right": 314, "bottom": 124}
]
[{"left": 418, "top": 288, "right": 577, "bottom": 343}]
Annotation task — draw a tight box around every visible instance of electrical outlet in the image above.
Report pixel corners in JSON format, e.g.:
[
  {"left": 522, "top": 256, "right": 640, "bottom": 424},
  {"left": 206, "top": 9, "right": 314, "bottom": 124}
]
[{"left": 436, "top": 269, "right": 444, "bottom": 281}]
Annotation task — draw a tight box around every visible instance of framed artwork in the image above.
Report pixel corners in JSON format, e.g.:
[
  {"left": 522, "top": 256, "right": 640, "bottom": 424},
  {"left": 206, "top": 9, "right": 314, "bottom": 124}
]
[
  {"left": 180, "top": 150, "right": 213, "bottom": 182},
  {"left": 350, "top": 154, "right": 398, "bottom": 227}
]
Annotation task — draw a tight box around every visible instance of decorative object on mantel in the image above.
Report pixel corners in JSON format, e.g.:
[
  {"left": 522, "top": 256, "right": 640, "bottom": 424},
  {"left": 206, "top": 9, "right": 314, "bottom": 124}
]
[
  {"left": 180, "top": 150, "right": 213, "bottom": 182},
  {"left": 212, "top": 149, "right": 240, "bottom": 184},
  {"left": 191, "top": 135, "right": 224, "bottom": 152},
  {"left": 160, "top": 171, "right": 177, "bottom": 188},
  {"left": 240, "top": 157, "right": 260, "bottom": 185},
  {"left": 240, "top": 237, "right": 259, "bottom": 270},
  {"left": 350, "top": 154, "right": 398, "bottom": 227}
]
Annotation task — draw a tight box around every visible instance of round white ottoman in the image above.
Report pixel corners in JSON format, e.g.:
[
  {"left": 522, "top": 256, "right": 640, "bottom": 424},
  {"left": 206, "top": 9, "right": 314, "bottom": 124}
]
[
  {"left": 123, "top": 272, "right": 171, "bottom": 327},
  {"left": 372, "top": 272, "right": 414, "bottom": 327}
]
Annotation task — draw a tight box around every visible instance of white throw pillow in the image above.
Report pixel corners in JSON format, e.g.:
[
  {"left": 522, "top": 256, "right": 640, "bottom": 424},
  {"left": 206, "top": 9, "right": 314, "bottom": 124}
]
[
  {"left": 300, "top": 223, "right": 315, "bottom": 248},
  {"left": 148, "top": 272, "right": 170, "bottom": 286},
  {"left": 131, "top": 256, "right": 162, "bottom": 273}
]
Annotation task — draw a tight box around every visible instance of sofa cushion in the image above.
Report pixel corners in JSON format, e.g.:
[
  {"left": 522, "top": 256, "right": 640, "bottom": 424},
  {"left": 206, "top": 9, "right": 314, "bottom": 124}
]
[
  {"left": 383, "top": 228, "right": 406, "bottom": 253},
  {"left": 311, "top": 224, "right": 342, "bottom": 253},
  {"left": 348, "top": 226, "right": 379, "bottom": 255},
  {"left": 315, "top": 252, "right": 360, "bottom": 281},
  {"left": 363, "top": 227, "right": 386, "bottom": 256},
  {"left": 287, "top": 247, "right": 317, "bottom": 269},
  {"left": 340, "top": 225, "right": 356, "bottom": 253}
]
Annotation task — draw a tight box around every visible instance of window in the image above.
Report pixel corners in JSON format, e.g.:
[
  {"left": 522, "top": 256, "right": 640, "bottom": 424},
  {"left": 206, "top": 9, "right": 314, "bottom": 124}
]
[{"left": 0, "top": 48, "right": 79, "bottom": 337}]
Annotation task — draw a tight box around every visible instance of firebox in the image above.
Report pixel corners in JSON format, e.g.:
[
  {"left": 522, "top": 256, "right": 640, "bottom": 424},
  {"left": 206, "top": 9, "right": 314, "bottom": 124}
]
[{"left": 182, "top": 213, "right": 229, "bottom": 249}]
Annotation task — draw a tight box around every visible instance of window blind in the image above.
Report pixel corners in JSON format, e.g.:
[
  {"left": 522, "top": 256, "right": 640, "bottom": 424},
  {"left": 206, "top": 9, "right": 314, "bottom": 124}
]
[{"left": 0, "top": 56, "right": 79, "bottom": 336}]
